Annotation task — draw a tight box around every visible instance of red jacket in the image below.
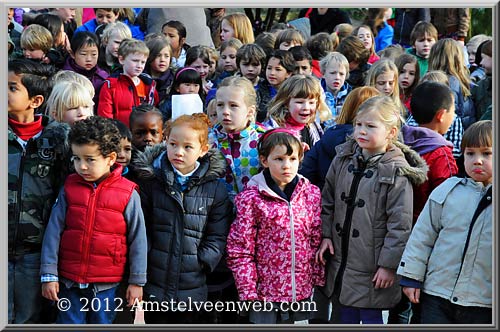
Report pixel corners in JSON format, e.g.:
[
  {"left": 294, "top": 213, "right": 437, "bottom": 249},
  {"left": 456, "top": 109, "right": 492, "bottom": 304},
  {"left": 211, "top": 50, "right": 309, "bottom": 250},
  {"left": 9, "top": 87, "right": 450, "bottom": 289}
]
[
  {"left": 311, "top": 59, "right": 322, "bottom": 79},
  {"left": 58, "top": 165, "right": 138, "bottom": 283},
  {"left": 412, "top": 146, "right": 458, "bottom": 224},
  {"left": 97, "top": 73, "right": 159, "bottom": 127}
]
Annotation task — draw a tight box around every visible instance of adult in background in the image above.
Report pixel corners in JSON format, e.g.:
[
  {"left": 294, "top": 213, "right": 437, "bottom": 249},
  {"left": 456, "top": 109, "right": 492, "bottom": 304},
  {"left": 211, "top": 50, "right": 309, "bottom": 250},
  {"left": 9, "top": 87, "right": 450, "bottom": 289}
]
[
  {"left": 205, "top": 8, "right": 226, "bottom": 49},
  {"left": 363, "top": 8, "right": 394, "bottom": 53},
  {"left": 147, "top": 8, "right": 214, "bottom": 48},
  {"left": 430, "top": 8, "right": 470, "bottom": 46},
  {"left": 299, "top": 8, "right": 351, "bottom": 35},
  {"left": 50, "top": 8, "right": 77, "bottom": 40},
  {"left": 392, "top": 8, "right": 430, "bottom": 48}
]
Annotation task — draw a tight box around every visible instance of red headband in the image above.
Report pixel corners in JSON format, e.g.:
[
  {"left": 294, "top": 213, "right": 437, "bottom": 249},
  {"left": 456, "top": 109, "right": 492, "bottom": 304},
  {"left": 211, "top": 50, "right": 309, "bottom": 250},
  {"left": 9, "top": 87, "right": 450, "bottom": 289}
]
[
  {"left": 175, "top": 67, "right": 197, "bottom": 80},
  {"left": 260, "top": 128, "right": 299, "bottom": 143}
]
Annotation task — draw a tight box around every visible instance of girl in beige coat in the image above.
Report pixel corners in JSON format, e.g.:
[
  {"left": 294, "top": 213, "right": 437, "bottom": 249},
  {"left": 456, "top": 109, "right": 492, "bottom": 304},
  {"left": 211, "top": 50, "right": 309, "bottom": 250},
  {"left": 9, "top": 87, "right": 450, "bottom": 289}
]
[{"left": 316, "top": 96, "right": 427, "bottom": 324}]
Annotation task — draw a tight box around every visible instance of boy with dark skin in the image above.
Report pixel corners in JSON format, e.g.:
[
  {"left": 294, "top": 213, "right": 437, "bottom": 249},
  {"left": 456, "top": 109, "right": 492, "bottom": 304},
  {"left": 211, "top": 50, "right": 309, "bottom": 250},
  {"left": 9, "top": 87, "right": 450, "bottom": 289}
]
[{"left": 129, "top": 104, "right": 165, "bottom": 152}]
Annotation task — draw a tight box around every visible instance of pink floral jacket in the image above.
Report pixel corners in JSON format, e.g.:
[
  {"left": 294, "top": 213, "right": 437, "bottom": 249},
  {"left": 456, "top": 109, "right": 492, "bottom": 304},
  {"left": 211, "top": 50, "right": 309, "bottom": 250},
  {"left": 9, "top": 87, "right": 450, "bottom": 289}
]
[{"left": 226, "top": 172, "right": 325, "bottom": 302}]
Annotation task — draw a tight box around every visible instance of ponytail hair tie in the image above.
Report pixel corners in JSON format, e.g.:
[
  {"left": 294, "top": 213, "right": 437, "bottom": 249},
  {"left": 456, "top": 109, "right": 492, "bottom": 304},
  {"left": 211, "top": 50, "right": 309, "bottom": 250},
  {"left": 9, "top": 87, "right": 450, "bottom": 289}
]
[{"left": 175, "top": 67, "right": 197, "bottom": 80}]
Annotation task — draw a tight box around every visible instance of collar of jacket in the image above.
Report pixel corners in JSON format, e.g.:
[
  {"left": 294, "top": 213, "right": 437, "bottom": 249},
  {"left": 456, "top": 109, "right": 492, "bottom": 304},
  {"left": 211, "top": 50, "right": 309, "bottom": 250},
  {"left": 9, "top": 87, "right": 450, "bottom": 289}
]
[
  {"left": 74, "top": 163, "right": 124, "bottom": 187},
  {"left": 153, "top": 69, "right": 174, "bottom": 84},
  {"left": 246, "top": 171, "right": 308, "bottom": 202},
  {"left": 132, "top": 142, "right": 226, "bottom": 185},
  {"left": 66, "top": 57, "right": 97, "bottom": 75},
  {"left": 118, "top": 72, "right": 154, "bottom": 85},
  {"left": 336, "top": 137, "right": 428, "bottom": 186},
  {"left": 8, "top": 115, "right": 70, "bottom": 154},
  {"left": 321, "top": 79, "right": 351, "bottom": 99},
  {"left": 212, "top": 122, "right": 266, "bottom": 141}
]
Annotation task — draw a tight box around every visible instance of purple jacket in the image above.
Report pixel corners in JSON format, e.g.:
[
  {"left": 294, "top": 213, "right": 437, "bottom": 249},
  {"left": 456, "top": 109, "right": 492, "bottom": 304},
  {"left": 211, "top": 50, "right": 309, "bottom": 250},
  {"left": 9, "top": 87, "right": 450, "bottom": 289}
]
[{"left": 63, "top": 57, "right": 109, "bottom": 103}]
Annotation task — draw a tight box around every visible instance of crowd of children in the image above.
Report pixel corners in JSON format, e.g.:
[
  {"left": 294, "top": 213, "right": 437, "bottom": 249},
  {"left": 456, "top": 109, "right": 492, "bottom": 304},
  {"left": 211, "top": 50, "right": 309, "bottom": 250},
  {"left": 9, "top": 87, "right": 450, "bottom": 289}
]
[{"left": 8, "top": 6, "right": 493, "bottom": 326}]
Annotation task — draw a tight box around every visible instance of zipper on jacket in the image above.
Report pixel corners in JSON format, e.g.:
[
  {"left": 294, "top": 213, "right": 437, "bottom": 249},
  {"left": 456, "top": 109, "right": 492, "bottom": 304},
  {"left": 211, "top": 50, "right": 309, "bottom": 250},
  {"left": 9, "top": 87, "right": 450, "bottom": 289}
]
[
  {"left": 12, "top": 146, "right": 27, "bottom": 259},
  {"left": 289, "top": 203, "right": 296, "bottom": 302},
  {"left": 168, "top": 188, "right": 185, "bottom": 214},
  {"left": 333, "top": 162, "right": 367, "bottom": 296},
  {"left": 81, "top": 183, "right": 100, "bottom": 281},
  {"left": 165, "top": 189, "right": 184, "bottom": 300},
  {"left": 451, "top": 187, "right": 491, "bottom": 298},
  {"left": 176, "top": 191, "right": 185, "bottom": 287}
]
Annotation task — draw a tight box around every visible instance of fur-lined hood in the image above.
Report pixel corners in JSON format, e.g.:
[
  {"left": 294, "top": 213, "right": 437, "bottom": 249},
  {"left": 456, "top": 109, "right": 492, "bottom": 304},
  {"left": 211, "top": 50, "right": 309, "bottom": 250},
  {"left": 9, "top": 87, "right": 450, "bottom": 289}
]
[
  {"left": 336, "top": 137, "right": 429, "bottom": 186},
  {"left": 132, "top": 142, "right": 227, "bottom": 185},
  {"left": 8, "top": 115, "right": 71, "bottom": 161}
]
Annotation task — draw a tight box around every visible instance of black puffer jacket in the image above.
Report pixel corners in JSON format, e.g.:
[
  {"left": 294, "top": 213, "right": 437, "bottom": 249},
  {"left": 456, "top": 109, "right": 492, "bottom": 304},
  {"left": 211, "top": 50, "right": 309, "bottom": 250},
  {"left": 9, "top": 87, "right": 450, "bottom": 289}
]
[{"left": 134, "top": 144, "right": 233, "bottom": 302}]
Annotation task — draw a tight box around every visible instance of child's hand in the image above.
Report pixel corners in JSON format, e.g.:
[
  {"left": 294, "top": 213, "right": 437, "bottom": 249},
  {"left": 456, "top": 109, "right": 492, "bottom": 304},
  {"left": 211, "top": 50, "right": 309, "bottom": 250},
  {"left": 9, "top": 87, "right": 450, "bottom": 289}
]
[
  {"left": 41, "top": 281, "right": 60, "bottom": 301},
  {"left": 203, "top": 81, "right": 213, "bottom": 94},
  {"left": 403, "top": 287, "right": 420, "bottom": 304},
  {"left": 372, "top": 266, "right": 395, "bottom": 289},
  {"left": 302, "top": 142, "right": 310, "bottom": 152},
  {"left": 315, "top": 238, "right": 334, "bottom": 265},
  {"left": 126, "top": 284, "right": 143, "bottom": 307}
]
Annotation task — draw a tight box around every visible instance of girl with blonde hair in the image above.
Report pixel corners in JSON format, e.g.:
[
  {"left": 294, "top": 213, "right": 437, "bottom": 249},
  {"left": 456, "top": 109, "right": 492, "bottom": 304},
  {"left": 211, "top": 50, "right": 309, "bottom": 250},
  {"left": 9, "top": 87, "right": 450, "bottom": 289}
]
[
  {"left": 45, "top": 81, "right": 94, "bottom": 126},
  {"left": 428, "top": 38, "right": 475, "bottom": 129},
  {"left": 98, "top": 21, "right": 132, "bottom": 73},
  {"left": 365, "top": 59, "right": 405, "bottom": 117},
  {"left": 352, "top": 25, "right": 380, "bottom": 64},
  {"left": 264, "top": 75, "right": 329, "bottom": 152},
  {"left": 300, "top": 85, "right": 381, "bottom": 189},
  {"left": 220, "top": 12, "right": 255, "bottom": 44},
  {"left": 317, "top": 95, "right": 427, "bottom": 324}
]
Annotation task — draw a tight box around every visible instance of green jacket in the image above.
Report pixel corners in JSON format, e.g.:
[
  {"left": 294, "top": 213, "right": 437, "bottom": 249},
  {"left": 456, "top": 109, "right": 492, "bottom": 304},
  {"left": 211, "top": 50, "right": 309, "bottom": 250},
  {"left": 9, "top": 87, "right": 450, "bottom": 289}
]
[
  {"left": 406, "top": 47, "right": 429, "bottom": 76},
  {"left": 8, "top": 116, "right": 70, "bottom": 260}
]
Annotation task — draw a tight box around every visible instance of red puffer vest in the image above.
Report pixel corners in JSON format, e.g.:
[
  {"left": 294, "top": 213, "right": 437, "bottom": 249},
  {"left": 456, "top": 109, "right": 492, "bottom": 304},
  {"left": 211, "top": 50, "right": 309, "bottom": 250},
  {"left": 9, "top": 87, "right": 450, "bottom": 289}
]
[{"left": 58, "top": 165, "right": 138, "bottom": 283}]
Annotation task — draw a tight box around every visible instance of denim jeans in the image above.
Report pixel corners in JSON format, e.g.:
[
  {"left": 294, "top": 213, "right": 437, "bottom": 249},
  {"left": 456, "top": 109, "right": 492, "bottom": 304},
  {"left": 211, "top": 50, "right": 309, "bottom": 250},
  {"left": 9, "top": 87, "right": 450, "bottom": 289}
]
[
  {"left": 388, "top": 297, "right": 421, "bottom": 324},
  {"left": 56, "top": 284, "right": 118, "bottom": 324},
  {"left": 339, "top": 305, "right": 383, "bottom": 324},
  {"left": 421, "top": 293, "right": 492, "bottom": 324},
  {"left": 8, "top": 253, "right": 43, "bottom": 324}
]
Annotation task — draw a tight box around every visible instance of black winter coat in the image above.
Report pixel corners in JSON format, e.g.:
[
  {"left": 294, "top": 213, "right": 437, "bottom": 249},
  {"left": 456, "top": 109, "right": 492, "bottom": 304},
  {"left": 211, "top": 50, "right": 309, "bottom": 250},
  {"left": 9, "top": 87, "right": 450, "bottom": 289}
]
[{"left": 134, "top": 144, "right": 233, "bottom": 302}]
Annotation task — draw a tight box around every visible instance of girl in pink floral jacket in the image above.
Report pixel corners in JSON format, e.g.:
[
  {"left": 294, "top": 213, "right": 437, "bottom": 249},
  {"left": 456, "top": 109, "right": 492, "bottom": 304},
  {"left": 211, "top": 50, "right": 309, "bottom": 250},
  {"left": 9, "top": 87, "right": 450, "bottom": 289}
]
[{"left": 226, "top": 128, "right": 325, "bottom": 324}]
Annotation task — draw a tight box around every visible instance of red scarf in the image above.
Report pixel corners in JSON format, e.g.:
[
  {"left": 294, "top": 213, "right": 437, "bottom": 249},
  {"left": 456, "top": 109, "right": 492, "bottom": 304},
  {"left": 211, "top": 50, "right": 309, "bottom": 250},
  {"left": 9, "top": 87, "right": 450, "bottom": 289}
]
[
  {"left": 8, "top": 115, "right": 43, "bottom": 141},
  {"left": 285, "top": 115, "right": 306, "bottom": 138}
]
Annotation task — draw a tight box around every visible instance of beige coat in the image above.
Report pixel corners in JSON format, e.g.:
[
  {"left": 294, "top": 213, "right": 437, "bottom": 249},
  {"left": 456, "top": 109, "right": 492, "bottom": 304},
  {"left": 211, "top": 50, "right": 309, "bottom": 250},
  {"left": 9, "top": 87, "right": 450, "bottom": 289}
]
[{"left": 320, "top": 138, "right": 428, "bottom": 309}]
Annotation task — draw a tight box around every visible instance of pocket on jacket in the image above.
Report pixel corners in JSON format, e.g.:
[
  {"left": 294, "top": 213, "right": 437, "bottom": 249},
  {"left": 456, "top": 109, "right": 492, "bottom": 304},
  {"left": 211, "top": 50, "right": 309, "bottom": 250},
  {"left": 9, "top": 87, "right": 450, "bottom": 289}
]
[
  {"left": 373, "top": 227, "right": 386, "bottom": 268},
  {"left": 113, "top": 236, "right": 126, "bottom": 265}
]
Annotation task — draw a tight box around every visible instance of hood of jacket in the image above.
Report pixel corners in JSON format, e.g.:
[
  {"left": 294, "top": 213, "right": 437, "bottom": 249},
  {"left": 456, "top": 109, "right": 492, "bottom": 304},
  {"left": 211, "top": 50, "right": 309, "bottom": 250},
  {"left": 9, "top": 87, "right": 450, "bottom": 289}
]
[
  {"left": 336, "top": 137, "right": 428, "bottom": 186},
  {"left": 132, "top": 142, "right": 227, "bottom": 186},
  {"left": 402, "top": 125, "right": 454, "bottom": 155}
]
